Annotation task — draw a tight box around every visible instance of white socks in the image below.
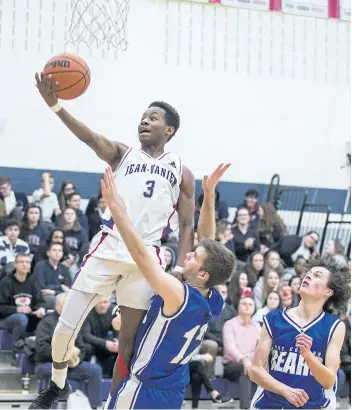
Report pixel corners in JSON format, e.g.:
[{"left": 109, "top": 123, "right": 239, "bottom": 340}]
[{"left": 51, "top": 365, "right": 68, "bottom": 389}]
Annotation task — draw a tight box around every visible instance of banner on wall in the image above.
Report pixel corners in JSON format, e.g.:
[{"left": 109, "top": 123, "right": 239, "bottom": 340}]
[
  {"left": 282, "top": 0, "right": 329, "bottom": 18},
  {"left": 339, "top": 0, "right": 351, "bottom": 20},
  {"left": 221, "top": 0, "right": 270, "bottom": 10}
]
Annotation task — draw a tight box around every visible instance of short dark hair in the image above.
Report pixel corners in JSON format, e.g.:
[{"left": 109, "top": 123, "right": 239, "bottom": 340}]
[
  {"left": 5, "top": 219, "right": 21, "bottom": 230},
  {"left": 200, "top": 238, "right": 236, "bottom": 289},
  {"left": 305, "top": 230, "right": 320, "bottom": 239},
  {"left": 47, "top": 242, "right": 64, "bottom": 251},
  {"left": 237, "top": 295, "right": 255, "bottom": 310},
  {"left": 66, "top": 192, "right": 80, "bottom": 201},
  {"left": 148, "top": 101, "right": 180, "bottom": 141},
  {"left": 245, "top": 189, "right": 259, "bottom": 198},
  {"left": 303, "top": 256, "right": 351, "bottom": 314},
  {"left": 0, "top": 176, "right": 10, "bottom": 185},
  {"left": 15, "top": 253, "right": 31, "bottom": 262}
]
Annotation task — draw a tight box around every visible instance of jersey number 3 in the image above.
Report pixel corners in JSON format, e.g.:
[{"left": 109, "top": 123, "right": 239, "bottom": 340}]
[
  {"left": 143, "top": 180, "right": 155, "bottom": 198},
  {"left": 170, "top": 324, "right": 208, "bottom": 365}
]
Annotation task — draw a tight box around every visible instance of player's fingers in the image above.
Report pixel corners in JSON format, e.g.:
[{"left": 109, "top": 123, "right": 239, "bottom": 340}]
[
  {"left": 107, "top": 166, "right": 115, "bottom": 186},
  {"left": 202, "top": 175, "right": 208, "bottom": 188},
  {"left": 100, "top": 179, "right": 105, "bottom": 195},
  {"left": 35, "top": 72, "right": 41, "bottom": 87},
  {"left": 219, "top": 163, "right": 231, "bottom": 177},
  {"left": 301, "top": 390, "right": 309, "bottom": 401}
]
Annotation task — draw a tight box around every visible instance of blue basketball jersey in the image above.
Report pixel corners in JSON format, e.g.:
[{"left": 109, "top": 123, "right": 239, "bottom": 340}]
[
  {"left": 252, "top": 307, "right": 341, "bottom": 409},
  {"left": 129, "top": 284, "right": 223, "bottom": 389}
]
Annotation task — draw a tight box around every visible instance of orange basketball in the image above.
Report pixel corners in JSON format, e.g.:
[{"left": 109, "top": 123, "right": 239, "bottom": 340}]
[{"left": 43, "top": 53, "right": 91, "bottom": 100}]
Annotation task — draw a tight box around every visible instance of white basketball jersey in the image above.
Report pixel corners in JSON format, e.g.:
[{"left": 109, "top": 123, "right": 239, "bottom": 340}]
[{"left": 100, "top": 147, "right": 182, "bottom": 249}]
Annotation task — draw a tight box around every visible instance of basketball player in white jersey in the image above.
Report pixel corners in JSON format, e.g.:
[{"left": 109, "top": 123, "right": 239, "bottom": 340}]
[{"left": 30, "top": 73, "right": 195, "bottom": 408}]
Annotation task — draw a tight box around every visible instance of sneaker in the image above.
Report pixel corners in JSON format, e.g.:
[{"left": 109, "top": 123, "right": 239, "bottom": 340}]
[
  {"left": 29, "top": 381, "right": 72, "bottom": 409},
  {"left": 211, "top": 394, "right": 233, "bottom": 405}
]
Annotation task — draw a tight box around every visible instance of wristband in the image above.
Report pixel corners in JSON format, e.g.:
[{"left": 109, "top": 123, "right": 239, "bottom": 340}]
[
  {"left": 50, "top": 103, "right": 62, "bottom": 113},
  {"left": 174, "top": 266, "right": 184, "bottom": 273}
]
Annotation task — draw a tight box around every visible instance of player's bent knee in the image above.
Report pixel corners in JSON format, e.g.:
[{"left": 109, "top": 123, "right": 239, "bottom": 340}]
[{"left": 52, "top": 317, "right": 80, "bottom": 363}]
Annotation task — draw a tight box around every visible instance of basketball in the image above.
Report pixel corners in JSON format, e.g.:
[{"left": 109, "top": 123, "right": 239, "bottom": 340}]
[{"left": 43, "top": 53, "right": 91, "bottom": 100}]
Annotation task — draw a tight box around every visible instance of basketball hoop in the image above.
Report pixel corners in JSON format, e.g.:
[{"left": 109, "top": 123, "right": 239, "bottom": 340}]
[{"left": 68, "top": 0, "right": 131, "bottom": 50}]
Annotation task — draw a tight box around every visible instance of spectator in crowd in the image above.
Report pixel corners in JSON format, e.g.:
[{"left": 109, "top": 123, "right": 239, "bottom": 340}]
[
  {"left": 244, "top": 251, "right": 265, "bottom": 285},
  {"left": 32, "top": 173, "right": 61, "bottom": 223},
  {"left": 0, "top": 219, "right": 30, "bottom": 274},
  {"left": 57, "top": 181, "right": 76, "bottom": 212},
  {"left": 280, "top": 285, "right": 293, "bottom": 307},
  {"left": 252, "top": 269, "right": 280, "bottom": 310},
  {"left": 228, "top": 271, "right": 254, "bottom": 309},
  {"left": 264, "top": 250, "right": 283, "bottom": 274},
  {"left": 19, "top": 205, "right": 50, "bottom": 255},
  {"left": 237, "top": 189, "right": 260, "bottom": 226},
  {"left": 34, "top": 242, "right": 72, "bottom": 310},
  {"left": 232, "top": 207, "right": 260, "bottom": 263},
  {"left": 82, "top": 297, "right": 119, "bottom": 378},
  {"left": 0, "top": 254, "right": 45, "bottom": 351},
  {"left": 288, "top": 275, "right": 301, "bottom": 307},
  {"left": 215, "top": 219, "right": 235, "bottom": 253},
  {"left": 271, "top": 231, "right": 319, "bottom": 267},
  {"left": 58, "top": 207, "right": 89, "bottom": 256},
  {"left": 33, "top": 229, "right": 73, "bottom": 267},
  {"left": 194, "top": 191, "right": 229, "bottom": 229},
  {"left": 325, "top": 239, "right": 345, "bottom": 257},
  {"left": 56, "top": 192, "right": 89, "bottom": 233},
  {"left": 283, "top": 254, "right": 307, "bottom": 278},
  {"left": 202, "top": 285, "right": 236, "bottom": 372},
  {"left": 257, "top": 202, "right": 286, "bottom": 251},
  {"left": 223, "top": 296, "right": 261, "bottom": 409},
  {"left": 0, "top": 199, "right": 5, "bottom": 218},
  {"left": 252, "top": 291, "right": 281, "bottom": 324},
  {"left": 189, "top": 353, "right": 232, "bottom": 409},
  {"left": 0, "top": 176, "right": 29, "bottom": 216},
  {"left": 34, "top": 292, "right": 102, "bottom": 409},
  {"left": 87, "top": 195, "right": 106, "bottom": 240},
  {"left": 160, "top": 246, "right": 176, "bottom": 273}
]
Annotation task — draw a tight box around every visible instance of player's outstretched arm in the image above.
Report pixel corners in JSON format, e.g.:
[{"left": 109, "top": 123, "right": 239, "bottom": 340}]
[
  {"left": 101, "top": 166, "right": 185, "bottom": 316},
  {"left": 35, "top": 72, "right": 128, "bottom": 169},
  {"left": 197, "top": 164, "right": 231, "bottom": 241},
  {"left": 250, "top": 325, "right": 309, "bottom": 408},
  {"left": 296, "top": 321, "right": 345, "bottom": 390}
]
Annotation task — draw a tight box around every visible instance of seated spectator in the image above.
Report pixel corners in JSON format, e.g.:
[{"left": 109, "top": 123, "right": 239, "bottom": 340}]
[
  {"left": 252, "top": 291, "right": 281, "bottom": 324},
  {"left": 88, "top": 195, "right": 106, "bottom": 240},
  {"left": 264, "top": 250, "right": 283, "bottom": 274},
  {"left": 215, "top": 219, "right": 235, "bottom": 253},
  {"left": 82, "top": 297, "right": 119, "bottom": 378},
  {"left": 58, "top": 207, "right": 89, "bottom": 256},
  {"left": 160, "top": 246, "right": 176, "bottom": 273},
  {"left": 57, "top": 180, "right": 76, "bottom": 212},
  {"left": 189, "top": 354, "right": 232, "bottom": 409},
  {"left": 223, "top": 296, "right": 261, "bottom": 409},
  {"left": 0, "top": 176, "right": 29, "bottom": 216},
  {"left": 244, "top": 251, "right": 264, "bottom": 285},
  {"left": 252, "top": 269, "right": 280, "bottom": 310},
  {"left": 324, "top": 239, "right": 345, "bottom": 257},
  {"left": 34, "top": 243, "right": 72, "bottom": 310},
  {"left": 0, "top": 219, "right": 30, "bottom": 274},
  {"left": 32, "top": 172, "right": 61, "bottom": 223},
  {"left": 257, "top": 202, "right": 286, "bottom": 251},
  {"left": 283, "top": 254, "right": 306, "bottom": 278},
  {"left": 194, "top": 191, "right": 229, "bottom": 229},
  {"left": 202, "top": 285, "right": 236, "bottom": 372},
  {"left": 33, "top": 292, "right": 102, "bottom": 409},
  {"left": 228, "top": 271, "right": 254, "bottom": 309},
  {"left": 232, "top": 207, "right": 260, "bottom": 263},
  {"left": 0, "top": 254, "right": 45, "bottom": 352},
  {"left": 236, "top": 189, "right": 260, "bottom": 227},
  {"left": 56, "top": 192, "right": 89, "bottom": 233},
  {"left": 20, "top": 205, "right": 50, "bottom": 255},
  {"left": 271, "top": 231, "right": 319, "bottom": 268},
  {"left": 288, "top": 275, "right": 301, "bottom": 307},
  {"left": 33, "top": 229, "right": 73, "bottom": 267},
  {"left": 280, "top": 285, "right": 293, "bottom": 307}
]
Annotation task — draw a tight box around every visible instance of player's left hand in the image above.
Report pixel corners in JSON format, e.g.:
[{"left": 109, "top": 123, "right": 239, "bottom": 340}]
[
  {"left": 101, "top": 166, "right": 126, "bottom": 212},
  {"left": 202, "top": 163, "right": 231, "bottom": 195},
  {"left": 295, "top": 333, "right": 313, "bottom": 359}
]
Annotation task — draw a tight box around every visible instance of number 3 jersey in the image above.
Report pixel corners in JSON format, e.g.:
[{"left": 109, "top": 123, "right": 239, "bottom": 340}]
[
  {"left": 93, "top": 148, "right": 183, "bottom": 260},
  {"left": 129, "top": 284, "right": 223, "bottom": 389}
]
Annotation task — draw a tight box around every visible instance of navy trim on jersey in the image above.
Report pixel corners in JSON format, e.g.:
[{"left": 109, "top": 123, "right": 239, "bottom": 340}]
[
  {"left": 282, "top": 308, "right": 325, "bottom": 332},
  {"left": 140, "top": 150, "right": 171, "bottom": 161},
  {"left": 263, "top": 315, "right": 273, "bottom": 339},
  {"left": 328, "top": 319, "right": 341, "bottom": 343},
  {"left": 161, "top": 284, "right": 189, "bottom": 319},
  {"left": 116, "top": 147, "right": 133, "bottom": 171}
]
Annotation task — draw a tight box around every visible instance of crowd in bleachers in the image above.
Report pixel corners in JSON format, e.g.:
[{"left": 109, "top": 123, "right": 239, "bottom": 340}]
[{"left": 0, "top": 172, "right": 350, "bottom": 408}]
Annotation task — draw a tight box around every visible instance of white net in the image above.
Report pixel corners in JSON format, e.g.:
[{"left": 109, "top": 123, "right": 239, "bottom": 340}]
[{"left": 68, "top": 0, "right": 131, "bottom": 50}]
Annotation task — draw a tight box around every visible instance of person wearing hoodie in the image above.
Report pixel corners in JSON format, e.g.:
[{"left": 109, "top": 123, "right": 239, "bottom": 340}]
[
  {"left": 33, "top": 229, "right": 73, "bottom": 267},
  {"left": 194, "top": 190, "right": 229, "bottom": 229},
  {"left": 58, "top": 207, "right": 89, "bottom": 256},
  {"left": 0, "top": 253, "right": 46, "bottom": 349},
  {"left": 236, "top": 189, "right": 260, "bottom": 227},
  {"left": 20, "top": 205, "right": 51, "bottom": 255},
  {"left": 55, "top": 192, "right": 89, "bottom": 233}
]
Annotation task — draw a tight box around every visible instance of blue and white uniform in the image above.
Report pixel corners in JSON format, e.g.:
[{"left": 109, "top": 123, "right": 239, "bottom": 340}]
[
  {"left": 106, "top": 284, "right": 223, "bottom": 409},
  {"left": 251, "top": 307, "right": 341, "bottom": 409}
]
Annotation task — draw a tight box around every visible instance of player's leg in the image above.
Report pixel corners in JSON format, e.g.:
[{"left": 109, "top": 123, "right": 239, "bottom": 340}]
[{"left": 109, "top": 306, "right": 147, "bottom": 393}]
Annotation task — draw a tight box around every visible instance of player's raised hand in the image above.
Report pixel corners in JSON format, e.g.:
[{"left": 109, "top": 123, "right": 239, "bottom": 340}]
[
  {"left": 202, "top": 163, "right": 231, "bottom": 195},
  {"left": 101, "top": 166, "right": 126, "bottom": 213},
  {"left": 295, "top": 333, "right": 313, "bottom": 359},
  {"left": 35, "top": 72, "right": 58, "bottom": 107},
  {"left": 283, "top": 387, "right": 309, "bottom": 408}
]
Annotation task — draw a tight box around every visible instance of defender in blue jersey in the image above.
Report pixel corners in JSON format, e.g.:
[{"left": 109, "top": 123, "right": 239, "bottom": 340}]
[
  {"left": 100, "top": 164, "right": 235, "bottom": 409},
  {"left": 250, "top": 257, "right": 350, "bottom": 409}
]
